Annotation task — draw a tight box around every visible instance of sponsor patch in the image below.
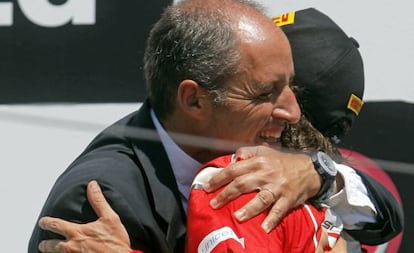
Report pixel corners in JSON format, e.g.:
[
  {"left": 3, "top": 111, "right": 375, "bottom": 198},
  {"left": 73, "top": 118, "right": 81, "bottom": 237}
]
[
  {"left": 197, "top": 226, "right": 245, "bottom": 253},
  {"left": 272, "top": 11, "right": 295, "bottom": 27},
  {"left": 347, "top": 94, "right": 364, "bottom": 115}
]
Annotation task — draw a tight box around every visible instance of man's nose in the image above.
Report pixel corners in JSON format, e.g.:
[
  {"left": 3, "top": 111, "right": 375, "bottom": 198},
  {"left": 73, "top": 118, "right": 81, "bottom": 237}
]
[{"left": 272, "top": 86, "right": 301, "bottom": 124}]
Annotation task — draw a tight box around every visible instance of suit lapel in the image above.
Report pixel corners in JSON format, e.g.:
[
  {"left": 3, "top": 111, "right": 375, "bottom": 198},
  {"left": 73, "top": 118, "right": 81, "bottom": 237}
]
[{"left": 129, "top": 101, "right": 187, "bottom": 250}]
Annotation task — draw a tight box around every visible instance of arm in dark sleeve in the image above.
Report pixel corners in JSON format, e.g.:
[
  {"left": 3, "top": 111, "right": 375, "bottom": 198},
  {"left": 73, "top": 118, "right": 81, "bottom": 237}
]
[
  {"left": 27, "top": 154, "right": 152, "bottom": 253},
  {"left": 345, "top": 169, "right": 404, "bottom": 245}
]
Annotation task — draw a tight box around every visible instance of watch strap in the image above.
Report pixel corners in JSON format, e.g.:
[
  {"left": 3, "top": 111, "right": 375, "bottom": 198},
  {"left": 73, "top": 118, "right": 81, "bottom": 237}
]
[{"left": 309, "top": 180, "right": 336, "bottom": 208}]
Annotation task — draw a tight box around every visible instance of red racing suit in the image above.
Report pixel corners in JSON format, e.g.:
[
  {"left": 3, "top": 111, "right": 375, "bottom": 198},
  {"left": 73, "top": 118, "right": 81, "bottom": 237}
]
[{"left": 185, "top": 155, "right": 340, "bottom": 253}]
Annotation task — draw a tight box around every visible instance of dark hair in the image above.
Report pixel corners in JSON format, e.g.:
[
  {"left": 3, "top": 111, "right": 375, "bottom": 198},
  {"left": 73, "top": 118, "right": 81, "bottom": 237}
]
[
  {"left": 144, "top": 0, "right": 252, "bottom": 120},
  {"left": 323, "top": 118, "right": 353, "bottom": 143},
  {"left": 281, "top": 115, "right": 343, "bottom": 161}
]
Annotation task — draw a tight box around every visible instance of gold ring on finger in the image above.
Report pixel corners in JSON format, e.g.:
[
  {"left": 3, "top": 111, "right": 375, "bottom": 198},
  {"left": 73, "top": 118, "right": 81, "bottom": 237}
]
[{"left": 262, "top": 187, "right": 276, "bottom": 201}]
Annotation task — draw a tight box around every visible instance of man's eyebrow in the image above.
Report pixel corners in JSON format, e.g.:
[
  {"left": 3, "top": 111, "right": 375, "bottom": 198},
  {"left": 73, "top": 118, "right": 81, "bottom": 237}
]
[
  {"left": 254, "top": 82, "right": 275, "bottom": 93},
  {"left": 255, "top": 74, "right": 295, "bottom": 89}
]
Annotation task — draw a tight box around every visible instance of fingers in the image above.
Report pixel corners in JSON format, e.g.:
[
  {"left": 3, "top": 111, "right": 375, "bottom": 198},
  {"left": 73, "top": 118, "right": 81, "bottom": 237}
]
[
  {"left": 208, "top": 162, "right": 265, "bottom": 209},
  {"left": 38, "top": 216, "right": 77, "bottom": 238},
  {"left": 329, "top": 237, "right": 347, "bottom": 253},
  {"left": 208, "top": 156, "right": 276, "bottom": 209},
  {"left": 260, "top": 187, "right": 277, "bottom": 202},
  {"left": 231, "top": 186, "right": 290, "bottom": 233},
  {"left": 38, "top": 239, "right": 65, "bottom": 253},
  {"left": 207, "top": 147, "right": 306, "bottom": 234},
  {"left": 234, "top": 196, "right": 291, "bottom": 233},
  {"left": 209, "top": 178, "right": 245, "bottom": 209},
  {"left": 87, "top": 180, "right": 115, "bottom": 218},
  {"left": 260, "top": 198, "right": 291, "bottom": 233},
  {"left": 205, "top": 159, "right": 254, "bottom": 193}
]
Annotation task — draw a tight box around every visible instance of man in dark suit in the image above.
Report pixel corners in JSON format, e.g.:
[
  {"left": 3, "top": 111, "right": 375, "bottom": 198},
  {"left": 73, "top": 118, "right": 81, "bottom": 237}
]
[{"left": 30, "top": 1, "right": 402, "bottom": 253}]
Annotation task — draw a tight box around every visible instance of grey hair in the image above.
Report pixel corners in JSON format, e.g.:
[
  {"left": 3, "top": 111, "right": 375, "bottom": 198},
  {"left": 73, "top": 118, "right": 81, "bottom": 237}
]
[{"left": 143, "top": 0, "right": 265, "bottom": 120}]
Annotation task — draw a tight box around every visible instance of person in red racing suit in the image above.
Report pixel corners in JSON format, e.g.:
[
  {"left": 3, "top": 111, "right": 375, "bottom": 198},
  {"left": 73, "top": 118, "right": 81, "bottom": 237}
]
[{"left": 186, "top": 154, "right": 344, "bottom": 253}]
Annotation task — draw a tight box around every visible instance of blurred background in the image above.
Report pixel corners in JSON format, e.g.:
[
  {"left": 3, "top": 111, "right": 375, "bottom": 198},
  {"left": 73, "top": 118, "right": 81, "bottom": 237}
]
[{"left": 0, "top": 0, "right": 412, "bottom": 252}]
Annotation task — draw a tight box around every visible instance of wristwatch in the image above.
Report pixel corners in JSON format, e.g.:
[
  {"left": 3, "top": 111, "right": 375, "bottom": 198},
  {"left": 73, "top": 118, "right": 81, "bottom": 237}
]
[{"left": 308, "top": 151, "right": 337, "bottom": 207}]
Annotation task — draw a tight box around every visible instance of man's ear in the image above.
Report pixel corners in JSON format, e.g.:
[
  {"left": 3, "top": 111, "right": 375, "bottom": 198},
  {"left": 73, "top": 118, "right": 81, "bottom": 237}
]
[{"left": 177, "top": 80, "right": 210, "bottom": 120}]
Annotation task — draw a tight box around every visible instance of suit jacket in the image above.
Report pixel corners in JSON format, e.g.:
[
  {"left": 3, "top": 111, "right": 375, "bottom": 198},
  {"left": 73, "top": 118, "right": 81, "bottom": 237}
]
[
  {"left": 28, "top": 101, "right": 187, "bottom": 253},
  {"left": 28, "top": 100, "right": 403, "bottom": 252}
]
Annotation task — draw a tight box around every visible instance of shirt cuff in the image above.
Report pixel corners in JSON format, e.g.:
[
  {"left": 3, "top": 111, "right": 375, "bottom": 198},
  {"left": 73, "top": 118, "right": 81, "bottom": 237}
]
[{"left": 324, "top": 162, "right": 377, "bottom": 229}]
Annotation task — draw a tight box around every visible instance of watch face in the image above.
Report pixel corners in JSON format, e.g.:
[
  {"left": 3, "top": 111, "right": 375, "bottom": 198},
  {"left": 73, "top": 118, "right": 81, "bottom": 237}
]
[{"left": 317, "top": 152, "right": 337, "bottom": 177}]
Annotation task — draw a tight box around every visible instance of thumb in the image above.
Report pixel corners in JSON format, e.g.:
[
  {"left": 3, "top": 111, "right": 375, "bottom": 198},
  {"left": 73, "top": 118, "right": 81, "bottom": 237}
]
[{"left": 87, "top": 180, "right": 115, "bottom": 218}]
